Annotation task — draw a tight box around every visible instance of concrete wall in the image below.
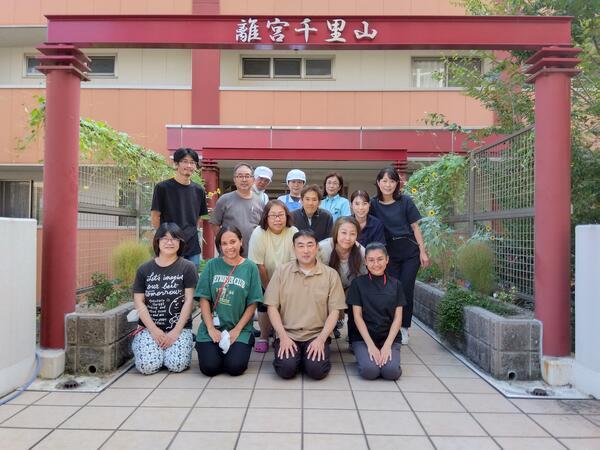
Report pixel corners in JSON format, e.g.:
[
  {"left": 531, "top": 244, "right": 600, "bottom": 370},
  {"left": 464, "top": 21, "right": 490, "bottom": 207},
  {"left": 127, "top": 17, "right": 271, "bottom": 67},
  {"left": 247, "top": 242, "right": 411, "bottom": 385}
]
[{"left": 0, "top": 218, "right": 37, "bottom": 397}]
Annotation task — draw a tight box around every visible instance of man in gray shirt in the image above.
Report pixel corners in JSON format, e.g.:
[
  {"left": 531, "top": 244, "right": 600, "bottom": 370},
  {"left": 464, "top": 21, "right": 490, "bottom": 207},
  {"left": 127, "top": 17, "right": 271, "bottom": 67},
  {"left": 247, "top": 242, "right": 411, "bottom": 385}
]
[{"left": 210, "top": 163, "right": 264, "bottom": 256}]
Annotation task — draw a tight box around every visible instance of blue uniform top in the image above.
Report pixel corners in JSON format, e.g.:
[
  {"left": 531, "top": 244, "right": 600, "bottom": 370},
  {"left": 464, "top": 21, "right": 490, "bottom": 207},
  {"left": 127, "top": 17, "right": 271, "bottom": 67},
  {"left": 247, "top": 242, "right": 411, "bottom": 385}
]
[
  {"left": 277, "top": 194, "right": 302, "bottom": 212},
  {"left": 321, "top": 194, "right": 351, "bottom": 223}
]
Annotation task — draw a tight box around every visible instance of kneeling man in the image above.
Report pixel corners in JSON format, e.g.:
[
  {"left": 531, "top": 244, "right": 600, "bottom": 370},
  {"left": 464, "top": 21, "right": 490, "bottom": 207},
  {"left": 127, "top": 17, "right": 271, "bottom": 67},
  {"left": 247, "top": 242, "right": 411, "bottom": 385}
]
[{"left": 265, "top": 230, "right": 346, "bottom": 380}]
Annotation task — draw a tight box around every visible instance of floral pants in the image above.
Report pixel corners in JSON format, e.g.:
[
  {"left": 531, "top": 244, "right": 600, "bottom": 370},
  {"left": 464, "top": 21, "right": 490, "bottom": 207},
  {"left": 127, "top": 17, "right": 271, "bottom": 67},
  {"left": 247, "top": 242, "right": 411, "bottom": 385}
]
[{"left": 132, "top": 328, "right": 194, "bottom": 375}]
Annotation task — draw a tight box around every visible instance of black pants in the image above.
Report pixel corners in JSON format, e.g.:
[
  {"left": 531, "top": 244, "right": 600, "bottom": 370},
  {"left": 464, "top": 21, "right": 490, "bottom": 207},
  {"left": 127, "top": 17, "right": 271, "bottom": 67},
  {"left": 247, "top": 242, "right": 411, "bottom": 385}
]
[
  {"left": 273, "top": 337, "right": 331, "bottom": 380},
  {"left": 196, "top": 335, "right": 254, "bottom": 377},
  {"left": 387, "top": 237, "right": 421, "bottom": 328}
]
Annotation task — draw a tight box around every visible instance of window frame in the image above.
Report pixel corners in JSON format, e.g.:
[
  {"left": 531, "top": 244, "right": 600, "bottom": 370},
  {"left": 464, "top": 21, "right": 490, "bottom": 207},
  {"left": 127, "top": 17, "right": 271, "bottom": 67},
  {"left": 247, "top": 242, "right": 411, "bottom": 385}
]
[
  {"left": 411, "top": 56, "right": 482, "bottom": 89},
  {"left": 240, "top": 56, "right": 334, "bottom": 80},
  {"left": 24, "top": 54, "right": 118, "bottom": 78}
]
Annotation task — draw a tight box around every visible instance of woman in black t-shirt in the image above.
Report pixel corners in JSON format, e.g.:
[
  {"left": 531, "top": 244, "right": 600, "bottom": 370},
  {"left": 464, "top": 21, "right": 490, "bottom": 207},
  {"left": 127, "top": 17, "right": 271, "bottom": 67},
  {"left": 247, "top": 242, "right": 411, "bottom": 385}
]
[
  {"left": 369, "top": 167, "right": 430, "bottom": 345},
  {"left": 347, "top": 243, "right": 406, "bottom": 380},
  {"left": 132, "top": 223, "right": 198, "bottom": 375}
]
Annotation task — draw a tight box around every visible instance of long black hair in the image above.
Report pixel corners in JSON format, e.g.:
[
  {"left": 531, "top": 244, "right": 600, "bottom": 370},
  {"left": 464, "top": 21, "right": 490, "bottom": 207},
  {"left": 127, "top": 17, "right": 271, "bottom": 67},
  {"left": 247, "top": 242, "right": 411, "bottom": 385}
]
[
  {"left": 328, "top": 216, "right": 363, "bottom": 280},
  {"left": 375, "top": 166, "right": 402, "bottom": 201}
]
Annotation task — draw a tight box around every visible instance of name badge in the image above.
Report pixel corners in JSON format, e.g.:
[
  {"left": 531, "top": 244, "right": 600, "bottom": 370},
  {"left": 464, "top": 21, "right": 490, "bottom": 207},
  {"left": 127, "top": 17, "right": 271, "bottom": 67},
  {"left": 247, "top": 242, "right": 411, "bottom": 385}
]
[{"left": 213, "top": 313, "right": 220, "bottom": 327}]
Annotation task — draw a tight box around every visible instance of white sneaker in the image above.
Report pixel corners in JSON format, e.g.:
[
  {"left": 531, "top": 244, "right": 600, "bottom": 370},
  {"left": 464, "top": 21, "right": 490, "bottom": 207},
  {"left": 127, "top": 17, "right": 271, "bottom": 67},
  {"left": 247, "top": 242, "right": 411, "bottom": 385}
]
[{"left": 401, "top": 327, "right": 409, "bottom": 345}]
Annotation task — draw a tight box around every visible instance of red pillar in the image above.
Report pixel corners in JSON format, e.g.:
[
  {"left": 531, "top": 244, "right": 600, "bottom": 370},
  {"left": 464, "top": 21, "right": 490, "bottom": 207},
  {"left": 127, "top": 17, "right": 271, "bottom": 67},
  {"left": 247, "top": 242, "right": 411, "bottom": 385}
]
[
  {"left": 525, "top": 47, "right": 581, "bottom": 357},
  {"left": 36, "top": 45, "right": 90, "bottom": 349},
  {"left": 201, "top": 159, "right": 220, "bottom": 259}
]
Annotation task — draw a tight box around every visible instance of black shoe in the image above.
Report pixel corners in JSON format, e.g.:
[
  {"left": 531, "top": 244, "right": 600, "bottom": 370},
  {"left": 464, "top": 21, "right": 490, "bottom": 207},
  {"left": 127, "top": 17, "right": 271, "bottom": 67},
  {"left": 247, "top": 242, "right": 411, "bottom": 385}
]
[
  {"left": 253, "top": 328, "right": 261, "bottom": 337},
  {"left": 333, "top": 328, "right": 341, "bottom": 339}
]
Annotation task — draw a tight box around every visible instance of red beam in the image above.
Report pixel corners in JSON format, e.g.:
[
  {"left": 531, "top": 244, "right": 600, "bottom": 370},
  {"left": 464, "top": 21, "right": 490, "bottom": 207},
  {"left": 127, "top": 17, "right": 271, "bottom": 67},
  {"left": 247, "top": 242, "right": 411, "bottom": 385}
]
[
  {"left": 200, "top": 147, "right": 407, "bottom": 161},
  {"left": 46, "top": 15, "right": 572, "bottom": 50}
]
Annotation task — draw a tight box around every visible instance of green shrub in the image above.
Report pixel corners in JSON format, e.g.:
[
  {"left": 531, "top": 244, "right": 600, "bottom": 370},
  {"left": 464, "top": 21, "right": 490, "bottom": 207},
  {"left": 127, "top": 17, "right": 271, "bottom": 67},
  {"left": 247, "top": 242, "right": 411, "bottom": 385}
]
[
  {"left": 417, "top": 262, "right": 443, "bottom": 283},
  {"left": 111, "top": 240, "right": 151, "bottom": 285},
  {"left": 105, "top": 286, "right": 131, "bottom": 310},
  {"left": 87, "top": 272, "right": 114, "bottom": 305},
  {"left": 456, "top": 240, "right": 495, "bottom": 295}
]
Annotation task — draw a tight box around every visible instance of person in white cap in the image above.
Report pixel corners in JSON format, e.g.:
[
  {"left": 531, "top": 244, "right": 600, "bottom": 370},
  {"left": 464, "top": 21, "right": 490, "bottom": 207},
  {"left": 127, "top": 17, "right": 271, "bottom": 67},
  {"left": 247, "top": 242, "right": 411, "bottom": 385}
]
[
  {"left": 253, "top": 166, "right": 273, "bottom": 205},
  {"left": 277, "top": 169, "right": 306, "bottom": 212}
]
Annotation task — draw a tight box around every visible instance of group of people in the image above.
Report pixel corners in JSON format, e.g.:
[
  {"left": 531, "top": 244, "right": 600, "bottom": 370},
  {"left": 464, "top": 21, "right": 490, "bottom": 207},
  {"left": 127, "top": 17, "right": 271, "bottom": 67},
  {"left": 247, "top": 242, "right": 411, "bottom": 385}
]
[{"left": 132, "top": 147, "right": 429, "bottom": 382}]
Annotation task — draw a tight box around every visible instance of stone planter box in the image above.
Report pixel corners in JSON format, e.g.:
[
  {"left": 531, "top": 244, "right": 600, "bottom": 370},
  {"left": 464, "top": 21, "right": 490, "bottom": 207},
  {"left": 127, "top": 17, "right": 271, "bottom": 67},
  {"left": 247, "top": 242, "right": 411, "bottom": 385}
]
[
  {"left": 65, "top": 302, "right": 137, "bottom": 375},
  {"left": 414, "top": 281, "right": 541, "bottom": 380}
]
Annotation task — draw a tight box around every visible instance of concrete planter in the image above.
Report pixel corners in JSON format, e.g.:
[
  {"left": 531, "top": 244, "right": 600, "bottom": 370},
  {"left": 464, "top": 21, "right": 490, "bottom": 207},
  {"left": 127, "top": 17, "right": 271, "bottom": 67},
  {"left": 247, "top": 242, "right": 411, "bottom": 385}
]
[
  {"left": 414, "top": 281, "right": 541, "bottom": 380},
  {"left": 65, "top": 302, "right": 137, "bottom": 375}
]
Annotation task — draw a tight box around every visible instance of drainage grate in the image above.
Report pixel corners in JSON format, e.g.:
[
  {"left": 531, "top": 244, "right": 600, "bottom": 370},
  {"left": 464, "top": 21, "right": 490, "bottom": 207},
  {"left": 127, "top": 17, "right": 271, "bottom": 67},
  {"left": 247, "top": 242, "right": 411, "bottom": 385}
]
[
  {"left": 530, "top": 387, "right": 549, "bottom": 396},
  {"left": 56, "top": 379, "right": 81, "bottom": 390}
]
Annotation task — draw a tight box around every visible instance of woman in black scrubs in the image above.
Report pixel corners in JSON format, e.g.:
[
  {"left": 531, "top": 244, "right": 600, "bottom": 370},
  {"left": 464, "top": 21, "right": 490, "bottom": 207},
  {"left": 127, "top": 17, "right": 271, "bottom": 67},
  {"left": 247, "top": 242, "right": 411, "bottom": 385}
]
[{"left": 369, "top": 167, "right": 430, "bottom": 345}]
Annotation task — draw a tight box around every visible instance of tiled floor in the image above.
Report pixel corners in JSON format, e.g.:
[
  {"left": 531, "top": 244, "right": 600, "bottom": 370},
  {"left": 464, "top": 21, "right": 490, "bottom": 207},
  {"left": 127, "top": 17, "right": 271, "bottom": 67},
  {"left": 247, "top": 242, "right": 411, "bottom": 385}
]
[{"left": 1, "top": 326, "right": 600, "bottom": 449}]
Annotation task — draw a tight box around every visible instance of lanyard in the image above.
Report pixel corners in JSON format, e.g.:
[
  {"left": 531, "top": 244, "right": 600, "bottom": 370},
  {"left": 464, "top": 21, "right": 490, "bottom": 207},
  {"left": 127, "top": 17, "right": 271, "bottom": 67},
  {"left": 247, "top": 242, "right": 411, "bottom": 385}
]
[
  {"left": 213, "top": 258, "right": 243, "bottom": 310},
  {"left": 368, "top": 272, "right": 387, "bottom": 286}
]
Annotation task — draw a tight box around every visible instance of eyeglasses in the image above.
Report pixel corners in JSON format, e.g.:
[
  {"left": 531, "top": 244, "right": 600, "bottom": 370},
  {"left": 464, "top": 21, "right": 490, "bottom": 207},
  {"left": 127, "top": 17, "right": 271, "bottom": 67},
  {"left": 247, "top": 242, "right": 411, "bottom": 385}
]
[
  {"left": 159, "top": 237, "right": 181, "bottom": 243},
  {"left": 267, "top": 213, "right": 286, "bottom": 220},
  {"left": 235, "top": 175, "right": 253, "bottom": 180}
]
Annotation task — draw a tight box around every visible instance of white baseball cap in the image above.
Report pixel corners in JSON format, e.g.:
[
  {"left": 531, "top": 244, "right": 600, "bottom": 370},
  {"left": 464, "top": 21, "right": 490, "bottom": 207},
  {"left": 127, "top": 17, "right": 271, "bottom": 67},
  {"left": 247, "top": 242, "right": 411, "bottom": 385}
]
[
  {"left": 286, "top": 169, "right": 306, "bottom": 183},
  {"left": 254, "top": 166, "right": 273, "bottom": 181}
]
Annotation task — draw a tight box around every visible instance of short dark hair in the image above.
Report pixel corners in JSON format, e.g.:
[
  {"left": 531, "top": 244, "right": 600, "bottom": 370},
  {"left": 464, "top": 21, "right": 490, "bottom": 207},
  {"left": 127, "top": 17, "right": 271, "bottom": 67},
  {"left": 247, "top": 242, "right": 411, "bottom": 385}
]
[
  {"left": 233, "top": 162, "right": 253, "bottom": 176},
  {"left": 323, "top": 172, "right": 344, "bottom": 196},
  {"left": 173, "top": 148, "right": 199, "bottom": 167},
  {"left": 153, "top": 222, "right": 186, "bottom": 257},
  {"left": 259, "top": 199, "right": 293, "bottom": 230},
  {"left": 375, "top": 166, "right": 402, "bottom": 201},
  {"left": 215, "top": 225, "right": 244, "bottom": 256},
  {"left": 365, "top": 241, "right": 388, "bottom": 257},
  {"left": 350, "top": 189, "right": 370, "bottom": 204},
  {"left": 300, "top": 184, "right": 323, "bottom": 201},
  {"left": 292, "top": 229, "right": 317, "bottom": 245}
]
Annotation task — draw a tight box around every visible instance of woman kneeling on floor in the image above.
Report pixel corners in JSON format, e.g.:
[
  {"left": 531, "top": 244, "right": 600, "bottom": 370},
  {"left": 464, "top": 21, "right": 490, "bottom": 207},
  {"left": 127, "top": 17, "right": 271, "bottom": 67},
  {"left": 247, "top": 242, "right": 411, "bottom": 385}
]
[
  {"left": 132, "top": 222, "right": 198, "bottom": 375},
  {"left": 195, "top": 225, "right": 263, "bottom": 376},
  {"left": 346, "top": 242, "right": 406, "bottom": 380}
]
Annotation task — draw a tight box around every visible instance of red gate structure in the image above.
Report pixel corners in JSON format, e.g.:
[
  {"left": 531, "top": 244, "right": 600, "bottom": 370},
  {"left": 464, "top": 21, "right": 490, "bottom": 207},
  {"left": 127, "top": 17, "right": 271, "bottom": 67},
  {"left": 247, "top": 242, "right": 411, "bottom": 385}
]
[{"left": 36, "top": 15, "right": 580, "bottom": 368}]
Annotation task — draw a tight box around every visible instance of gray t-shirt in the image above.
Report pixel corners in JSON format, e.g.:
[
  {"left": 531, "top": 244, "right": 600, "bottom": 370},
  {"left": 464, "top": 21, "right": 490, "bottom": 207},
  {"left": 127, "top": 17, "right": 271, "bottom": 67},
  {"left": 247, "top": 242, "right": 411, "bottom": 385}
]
[{"left": 210, "top": 191, "right": 264, "bottom": 256}]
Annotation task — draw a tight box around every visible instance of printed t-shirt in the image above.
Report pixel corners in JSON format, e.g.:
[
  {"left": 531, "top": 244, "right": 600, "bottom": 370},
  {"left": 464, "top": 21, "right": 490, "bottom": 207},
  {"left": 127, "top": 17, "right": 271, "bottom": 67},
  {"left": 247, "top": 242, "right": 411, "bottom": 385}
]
[
  {"left": 318, "top": 237, "right": 367, "bottom": 289},
  {"left": 346, "top": 273, "right": 406, "bottom": 347},
  {"left": 210, "top": 191, "right": 264, "bottom": 256},
  {"left": 151, "top": 178, "right": 208, "bottom": 256},
  {"left": 321, "top": 195, "right": 351, "bottom": 223},
  {"left": 195, "top": 257, "right": 263, "bottom": 344},
  {"left": 263, "top": 260, "right": 346, "bottom": 342},
  {"left": 369, "top": 195, "right": 422, "bottom": 241},
  {"left": 132, "top": 257, "right": 198, "bottom": 332},
  {"left": 248, "top": 226, "right": 298, "bottom": 279}
]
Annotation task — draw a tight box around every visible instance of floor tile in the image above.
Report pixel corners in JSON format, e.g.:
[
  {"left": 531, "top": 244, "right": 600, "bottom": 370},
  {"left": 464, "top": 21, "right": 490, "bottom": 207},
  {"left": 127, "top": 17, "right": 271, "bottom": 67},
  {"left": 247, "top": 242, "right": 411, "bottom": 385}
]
[
  {"left": 33, "top": 392, "right": 97, "bottom": 407},
  {"left": 348, "top": 376, "right": 400, "bottom": 391},
  {"left": 559, "top": 438, "right": 600, "bottom": 449},
  {"left": 158, "top": 372, "right": 210, "bottom": 389},
  {"left": 33, "top": 429, "right": 112, "bottom": 449},
  {"left": 207, "top": 372, "right": 258, "bottom": 389},
  {"left": 3, "top": 391, "right": 48, "bottom": 405},
  {"left": 245, "top": 361, "right": 262, "bottom": 373},
  {"left": 416, "top": 412, "right": 487, "bottom": 436},
  {"left": 440, "top": 377, "right": 497, "bottom": 394},
  {"left": 396, "top": 376, "right": 449, "bottom": 393},
  {"left": 181, "top": 407, "right": 245, "bottom": 432},
  {"left": 343, "top": 362, "right": 359, "bottom": 376},
  {"left": 405, "top": 392, "right": 465, "bottom": 412},
  {"left": 563, "top": 400, "right": 600, "bottom": 415},
  {"left": 169, "top": 431, "right": 238, "bottom": 450},
  {"left": 430, "top": 436, "right": 500, "bottom": 449},
  {"left": 353, "top": 390, "right": 410, "bottom": 411},
  {"left": 401, "top": 364, "right": 433, "bottom": 377},
  {"left": 250, "top": 389, "right": 301, "bottom": 408},
  {"left": 60, "top": 406, "right": 134, "bottom": 430},
  {"left": 0, "top": 404, "right": 26, "bottom": 423},
  {"left": 0, "top": 428, "right": 51, "bottom": 450},
  {"left": 120, "top": 406, "right": 189, "bottom": 431},
  {"left": 401, "top": 351, "right": 423, "bottom": 364},
  {"left": 101, "top": 430, "right": 175, "bottom": 449},
  {"left": 366, "top": 435, "right": 434, "bottom": 449},
  {"left": 428, "top": 364, "right": 479, "bottom": 378},
  {"left": 89, "top": 388, "right": 152, "bottom": 407},
  {"left": 304, "top": 433, "right": 367, "bottom": 450},
  {"left": 303, "top": 409, "right": 362, "bottom": 434},
  {"left": 588, "top": 416, "right": 600, "bottom": 427},
  {"left": 511, "top": 399, "right": 577, "bottom": 414},
  {"left": 303, "top": 390, "right": 356, "bottom": 409},
  {"left": 255, "top": 372, "right": 302, "bottom": 390},
  {"left": 495, "top": 437, "right": 566, "bottom": 450},
  {"left": 2, "top": 405, "right": 79, "bottom": 428},
  {"left": 455, "top": 393, "right": 519, "bottom": 413},
  {"left": 530, "top": 414, "right": 600, "bottom": 438},
  {"left": 303, "top": 374, "right": 350, "bottom": 390},
  {"left": 142, "top": 388, "right": 202, "bottom": 407},
  {"left": 237, "top": 432, "right": 301, "bottom": 450},
  {"left": 360, "top": 410, "right": 425, "bottom": 435},
  {"left": 473, "top": 412, "right": 549, "bottom": 437},
  {"left": 243, "top": 408, "right": 301, "bottom": 432},
  {"left": 196, "top": 388, "right": 252, "bottom": 408},
  {"left": 111, "top": 371, "right": 168, "bottom": 388},
  {"left": 419, "top": 353, "right": 463, "bottom": 365}
]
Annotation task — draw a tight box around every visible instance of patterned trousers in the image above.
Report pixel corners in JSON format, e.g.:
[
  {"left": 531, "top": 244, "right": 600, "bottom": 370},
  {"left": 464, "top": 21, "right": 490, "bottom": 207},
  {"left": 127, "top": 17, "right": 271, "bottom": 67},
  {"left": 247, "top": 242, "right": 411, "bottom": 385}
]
[{"left": 132, "top": 328, "right": 194, "bottom": 375}]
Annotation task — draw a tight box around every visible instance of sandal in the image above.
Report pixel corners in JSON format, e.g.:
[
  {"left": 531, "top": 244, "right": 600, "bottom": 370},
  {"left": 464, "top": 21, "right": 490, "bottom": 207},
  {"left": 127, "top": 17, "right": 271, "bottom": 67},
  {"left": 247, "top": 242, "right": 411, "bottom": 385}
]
[{"left": 254, "top": 339, "right": 269, "bottom": 353}]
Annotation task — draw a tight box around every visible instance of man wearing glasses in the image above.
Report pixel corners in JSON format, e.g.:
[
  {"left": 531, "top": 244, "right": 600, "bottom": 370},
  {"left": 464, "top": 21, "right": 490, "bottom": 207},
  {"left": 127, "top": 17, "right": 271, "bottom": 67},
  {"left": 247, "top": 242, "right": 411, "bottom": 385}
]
[
  {"left": 151, "top": 147, "right": 208, "bottom": 269},
  {"left": 210, "top": 163, "right": 264, "bottom": 256}
]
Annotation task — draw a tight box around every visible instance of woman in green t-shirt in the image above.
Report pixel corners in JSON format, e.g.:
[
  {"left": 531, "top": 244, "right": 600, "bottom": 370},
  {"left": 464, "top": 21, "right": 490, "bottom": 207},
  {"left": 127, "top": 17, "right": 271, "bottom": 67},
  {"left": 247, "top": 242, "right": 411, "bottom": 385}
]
[{"left": 195, "top": 225, "right": 263, "bottom": 376}]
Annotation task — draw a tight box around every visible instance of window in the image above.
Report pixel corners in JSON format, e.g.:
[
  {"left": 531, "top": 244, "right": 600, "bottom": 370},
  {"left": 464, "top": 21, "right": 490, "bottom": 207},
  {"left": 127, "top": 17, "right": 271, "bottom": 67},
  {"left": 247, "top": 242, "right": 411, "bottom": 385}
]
[
  {"left": 0, "top": 181, "right": 32, "bottom": 218},
  {"left": 25, "top": 55, "right": 116, "bottom": 77},
  {"left": 241, "top": 57, "right": 333, "bottom": 79},
  {"left": 411, "top": 57, "right": 481, "bottom": 88}
]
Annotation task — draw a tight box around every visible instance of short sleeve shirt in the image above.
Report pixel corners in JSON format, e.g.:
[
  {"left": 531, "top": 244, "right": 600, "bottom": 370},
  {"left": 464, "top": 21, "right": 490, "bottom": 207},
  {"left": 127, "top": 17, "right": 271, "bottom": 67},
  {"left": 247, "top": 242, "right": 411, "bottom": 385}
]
[
  {"left": 369, "top": 195, "right": 422, "bottom": 241},
  {"left": 263, "top": 260, "right": 347, "bottom": 342},
  {"left": 132, "top": 258, "right": 198, "bottom": 332},
  {"left": 195, "top": 258, "right": 263, "bottom": 344},
  {"left": 346, "top": 274, "right": 406, "bottom": 347},
  {"left": 248, "top": 226, "right": 298, "bottom": 279},
  {"left": 150, "top": 179, "right": 208, "bottom": 256},
  {"left": 318, "top": 238, "right": 367, "bottom": 289},
  {"left": 357, "top": 214, "right": 386, "bottom": 247},
  {"left": 210, "top": 191, "right": 264, "bottom": 256}
]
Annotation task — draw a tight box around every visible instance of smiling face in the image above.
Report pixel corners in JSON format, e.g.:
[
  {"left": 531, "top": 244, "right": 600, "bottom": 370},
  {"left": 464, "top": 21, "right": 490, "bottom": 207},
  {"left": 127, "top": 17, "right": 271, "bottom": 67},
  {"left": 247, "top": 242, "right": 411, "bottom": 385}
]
[
  {"left": 266, "top": 204, "right": 287, "bottom": 234},
  {"left": 325, "top": 175, "right": 341, "bottom": 197},
  {"left": 377, "top": 174, "right": 398, "bottom": 199},
  {"left": 288, "top": 179, "right": 305, "bottom": 197},
  {"left": 219, "top": 231, "right": 242, "bottom": 261},
  {"left": 336, "top": 222, "right": 358, "bottom": 251},
  {"left": 234, "top": 165, "right": 253, "bottom": 193},
  {"left": 293, "top": 234, "right": 318, "bottom": 267},
  {"left": 158, "top": 232, "right": 181, "bottom": 257},
  {"left": 301, "top": 190, "right": 320, "bottom": 216},
  {"left": 174, "top": 155, "right": 197, "bottom": 178},
  {"left": 351, "top": 196, "right": 370, "bottom": 220},
  {"left": 365, "top": 248, "right": 389, "bottom": 276}
]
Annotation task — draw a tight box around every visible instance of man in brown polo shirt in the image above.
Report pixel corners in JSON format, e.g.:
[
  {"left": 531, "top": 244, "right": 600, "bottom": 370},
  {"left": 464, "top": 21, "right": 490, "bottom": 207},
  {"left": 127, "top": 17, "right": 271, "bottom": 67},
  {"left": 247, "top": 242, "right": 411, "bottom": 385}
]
[{"left": 265, "top": 229, "right": 346, "bottom": 380}]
